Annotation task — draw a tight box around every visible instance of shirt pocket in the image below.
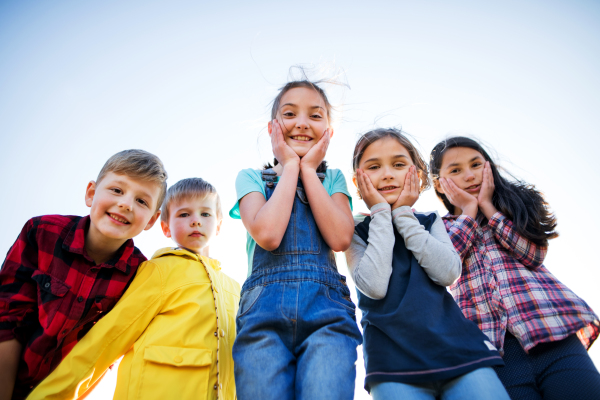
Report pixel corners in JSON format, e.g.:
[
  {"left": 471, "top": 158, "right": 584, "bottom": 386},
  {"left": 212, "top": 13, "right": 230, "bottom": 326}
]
[
  {"left": 31, "top": 270, "right": 70, "bottom": 328},
  {"left": 139, "top": 346, "right": 212, "bottom": 399}
]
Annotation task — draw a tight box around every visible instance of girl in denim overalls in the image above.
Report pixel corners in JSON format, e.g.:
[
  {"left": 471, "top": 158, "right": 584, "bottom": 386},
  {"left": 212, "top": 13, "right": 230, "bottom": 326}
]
[{"left": 229, "top": 81, "right": 362, "bottom": 400}]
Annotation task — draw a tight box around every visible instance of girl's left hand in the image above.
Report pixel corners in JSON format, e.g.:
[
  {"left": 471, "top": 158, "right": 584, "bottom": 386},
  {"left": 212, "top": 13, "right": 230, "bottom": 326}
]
[
  {"left": 477, "top": 161, "right": 498, "bottom": 219},
  {"left": 392, "top": 166, "right": 420, "bottom": 210},
  {"left": 300, "top": 128, "right": 330, "bottom": 172}
]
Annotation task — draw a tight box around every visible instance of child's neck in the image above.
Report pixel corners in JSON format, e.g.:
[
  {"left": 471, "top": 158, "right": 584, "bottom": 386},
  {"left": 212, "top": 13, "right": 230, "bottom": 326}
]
[
  {"left": 84, "top": 230, "right": 125, "bottom": 265},
  {"left": 179, "top": 245, "right": 210, "bottom": 257}
]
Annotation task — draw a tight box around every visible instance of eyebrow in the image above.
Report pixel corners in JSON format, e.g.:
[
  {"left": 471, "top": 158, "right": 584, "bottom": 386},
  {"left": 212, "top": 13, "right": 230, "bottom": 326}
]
[
  {"left": 281, "top": 103, "right": 325, "bottom": 111},
  {"left": 362, "top": 154, "right": 410, "bottom": 164},
  {"left": 445, "top": 156, "right": 484, "bottom": 169}
]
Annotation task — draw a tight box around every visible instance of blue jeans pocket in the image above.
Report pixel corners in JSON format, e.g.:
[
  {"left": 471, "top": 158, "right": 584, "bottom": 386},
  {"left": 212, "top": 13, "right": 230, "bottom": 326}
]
[
  {"left": 237, "top": 285, "right": 265, "bottom": 318},
  {"left": 326, "top": 286, "right": 356, "bottom": 315}
]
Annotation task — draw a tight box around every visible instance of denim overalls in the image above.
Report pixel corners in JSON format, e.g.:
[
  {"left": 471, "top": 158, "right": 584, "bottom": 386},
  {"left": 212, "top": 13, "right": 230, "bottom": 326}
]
[{"left": 232, "top": 169, "right": 362, "bottom": 400}]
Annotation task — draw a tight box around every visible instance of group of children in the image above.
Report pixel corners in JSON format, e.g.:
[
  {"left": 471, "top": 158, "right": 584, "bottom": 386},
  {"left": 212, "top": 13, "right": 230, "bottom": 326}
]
[{"left": 0, "top": 79, "right": 599, "bottom": 400}]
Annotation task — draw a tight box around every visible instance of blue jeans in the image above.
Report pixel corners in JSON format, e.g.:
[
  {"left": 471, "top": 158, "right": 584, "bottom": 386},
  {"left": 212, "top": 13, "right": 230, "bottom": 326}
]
[
  {"left": 233, "top": 278, "right": 362, "bottom": 400},
  {"left": 370, "top": 367, "right": 510, "bottom": 400}
]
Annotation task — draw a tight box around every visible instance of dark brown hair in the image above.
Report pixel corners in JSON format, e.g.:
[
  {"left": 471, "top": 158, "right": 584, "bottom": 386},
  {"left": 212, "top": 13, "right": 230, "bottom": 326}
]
[
  {"left": 352, "top": 128, "right": 431, "bottom": 193},
  {"left": 429, "top": 136, "right": 558, "bottom": 245}
]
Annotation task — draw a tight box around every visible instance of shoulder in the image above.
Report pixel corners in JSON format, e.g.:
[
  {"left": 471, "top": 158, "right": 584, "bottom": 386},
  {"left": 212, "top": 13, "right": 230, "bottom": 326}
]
[
  {"left": 30, "top": 214, "right": 81, "bottom": 229},
  {"left": 235, "top": 168, "right": 263, "bottom": 183}
]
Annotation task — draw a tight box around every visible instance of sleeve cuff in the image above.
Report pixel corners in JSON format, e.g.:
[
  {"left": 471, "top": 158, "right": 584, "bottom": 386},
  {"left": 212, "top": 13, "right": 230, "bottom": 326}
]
[
  {"left": 487, "top": 211, "right": 505, "bottom": 229},
  {"left": 391, "top": 205, "right": 414, "bottom": 218},
  {"left": 369, "top": 202, "right": 391, "bottom": 215},
  {"left": 0, "top": 328, "right": 16, "bottom": 342}
]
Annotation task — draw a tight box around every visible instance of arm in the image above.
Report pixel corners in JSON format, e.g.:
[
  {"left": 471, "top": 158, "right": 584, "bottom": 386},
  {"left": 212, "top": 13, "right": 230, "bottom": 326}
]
[
  {"left": 300, "top": 130, "right": 354, "bottom": 251},
  {"left": 488, "top": 212, "right": 547, "bottom": 269},
  {"left": 392, "top": 208, "right": 461, "bottom": 286},
  {"left": 0, "top": 220, "right": 39, "bottom": 397},
  {"left": 0, "top": 339, "right": 21, "bottom": 400},
  {"left": 27, "top": 261, "right": 164, "bottom": 400},
  {"left": 344, "top": 203, "right": 395, "bottom": 299},
  {"left": 443, "top": 215, "right": 479, "bottom": 262},
  {"left": 239, "top": 120, "right": 301, "bottom": 251}
]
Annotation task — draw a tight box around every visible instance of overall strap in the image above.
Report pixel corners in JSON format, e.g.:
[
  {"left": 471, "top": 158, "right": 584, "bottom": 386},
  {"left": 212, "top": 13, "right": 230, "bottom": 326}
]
[{"left": 260, "top": 168, "right": 327, "bottom": 187}]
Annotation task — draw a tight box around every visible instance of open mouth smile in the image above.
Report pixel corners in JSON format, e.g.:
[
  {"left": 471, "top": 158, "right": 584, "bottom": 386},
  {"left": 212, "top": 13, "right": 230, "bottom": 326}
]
[
  {"left": 378, "top": 186, "right": 399, "bottom": 193},
  {"left": 290, "top": 135, "right": 312, "bottom": 142},
  {"left": 108, "top": 213, "right": 130, "bottom": 224},
  {"left": 465, "top": 184, "right": 481, "bottom": 192}
]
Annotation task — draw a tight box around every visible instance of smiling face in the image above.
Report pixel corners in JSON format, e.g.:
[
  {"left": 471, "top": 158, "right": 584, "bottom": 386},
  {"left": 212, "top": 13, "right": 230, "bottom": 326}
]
[
  {"left": 354, "top": 136, "right": 416, "bottom": 205},
  {"left": 85, "top": 172, "right": 162, "bottom": 250},
  {"left": 436, "top": 147, "right": 486, "bottom": 196},
  {"left": 161, "top": 195, "right": 221, "bottom": 254},
  {"left": 273, "top": 87, "right": 330, "bottom": 157}
]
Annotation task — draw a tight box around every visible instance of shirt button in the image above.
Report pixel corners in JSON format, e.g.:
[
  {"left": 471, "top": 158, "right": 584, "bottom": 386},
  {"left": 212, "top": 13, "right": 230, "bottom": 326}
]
[
  {"left": 173, "top": 356, "right": 183, "bottom": 363},
  {"left": 44, "top": 283, "right": 50, "bottom": 288},
  {"left": 62, "top": 330, "right": 67, "bottom": 334},
  {"left": 77, "top": 296, "right": 84, "bottom": 302},
  {"left": 214, "top": 332, "right": 218, "bottom": 337},
  {"left": 214, "top": 384, "right": 218, "bottom": 390}
]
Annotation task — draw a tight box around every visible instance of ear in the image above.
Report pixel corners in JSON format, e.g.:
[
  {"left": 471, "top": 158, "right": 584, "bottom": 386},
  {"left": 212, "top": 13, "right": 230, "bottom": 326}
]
[
  {"left": 268, "top": 120, "right": 273, "bottom": 136},
  {"left": 215, "top": 219, "right": 223, "bottom": 236},
  {"left": 144, "top": 210, "right": 161, "bottom": 231},
  {"left": 433, "top": 178, "right": 444, "bottom": 194},
  {"left": 85, "top": 181, "right": 96, "bottom": 208},
  {"left": 328, "top": 127, "right": 334, "bottom": 139},
  {"left": 352, "top": 174, "right": 358, "bottom": 189},
  {"left": 160, "top": 219, "right": 171, "bottom": 238}
]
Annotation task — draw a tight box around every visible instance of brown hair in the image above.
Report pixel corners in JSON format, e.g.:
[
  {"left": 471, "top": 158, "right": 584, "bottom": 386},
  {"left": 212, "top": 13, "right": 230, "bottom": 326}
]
[
  {"left": 161, "top": 178, "right": 222, "bottom": 222},
  {"left": 97, "top": 149, "right": 168, "bottom": 211},
  {"left": 352, "top": 128, "right": 431, "bottom": 193}
]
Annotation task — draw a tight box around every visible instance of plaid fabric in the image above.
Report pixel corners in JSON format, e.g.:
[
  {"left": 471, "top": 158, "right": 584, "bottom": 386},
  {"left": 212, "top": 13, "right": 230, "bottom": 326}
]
[
  {"left": 443, "top": 211, "right": 599, "bottom": 354},
  {"left": 0, "top": 215, "right": 145, "bottom": 399}
]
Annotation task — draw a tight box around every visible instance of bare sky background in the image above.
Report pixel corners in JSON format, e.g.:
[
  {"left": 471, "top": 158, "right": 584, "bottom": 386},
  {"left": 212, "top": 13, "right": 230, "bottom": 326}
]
[{"left": 1, "top": 1, "right": 599, "bottom": 398}]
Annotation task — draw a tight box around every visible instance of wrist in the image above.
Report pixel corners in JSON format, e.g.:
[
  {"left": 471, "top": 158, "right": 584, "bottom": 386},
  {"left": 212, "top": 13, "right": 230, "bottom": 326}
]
[
  {"left": 479, "top": 202, "right": 498, "bottom": 219},
  {"left": 462, "top": 203, "right": 479, "bottom": 219}
]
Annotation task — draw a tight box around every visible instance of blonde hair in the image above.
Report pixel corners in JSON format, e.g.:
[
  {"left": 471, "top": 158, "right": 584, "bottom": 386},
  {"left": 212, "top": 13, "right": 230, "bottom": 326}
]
[
  {"left": 97, "top": 149, "right": 168, "bottom": 211},
  {"left": 161, "top": 178, "right": 222, "bottom": 222}
]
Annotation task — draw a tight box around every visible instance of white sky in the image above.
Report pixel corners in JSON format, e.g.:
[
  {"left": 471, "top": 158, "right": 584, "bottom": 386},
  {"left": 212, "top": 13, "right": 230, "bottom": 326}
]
[{"left": 1, "top": 1, "right": 598, "bottom": 398}]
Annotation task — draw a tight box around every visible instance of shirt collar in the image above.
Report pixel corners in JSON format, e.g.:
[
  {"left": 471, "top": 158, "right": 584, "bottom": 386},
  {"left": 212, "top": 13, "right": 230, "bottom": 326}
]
[{"left": 62, "top": 215, "right": 135, "bottom": 273}]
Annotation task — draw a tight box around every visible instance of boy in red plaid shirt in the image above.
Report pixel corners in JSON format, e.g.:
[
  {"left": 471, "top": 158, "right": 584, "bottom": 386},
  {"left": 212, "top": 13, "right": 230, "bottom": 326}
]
[{"left": 0, "top": 149, "right": 167, "bottom": 400}]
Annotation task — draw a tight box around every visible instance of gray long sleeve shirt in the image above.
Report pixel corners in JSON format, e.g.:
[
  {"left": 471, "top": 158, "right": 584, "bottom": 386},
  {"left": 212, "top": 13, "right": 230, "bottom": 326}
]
[{"left": 344, "top": 203, "right": 461, "bottom": 299}]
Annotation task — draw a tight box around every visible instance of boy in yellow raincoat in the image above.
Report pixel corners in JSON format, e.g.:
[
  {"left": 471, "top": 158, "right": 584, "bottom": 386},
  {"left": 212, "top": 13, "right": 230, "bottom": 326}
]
[{"left": 28, "top": 178, "right": 240, "bottom": 400}]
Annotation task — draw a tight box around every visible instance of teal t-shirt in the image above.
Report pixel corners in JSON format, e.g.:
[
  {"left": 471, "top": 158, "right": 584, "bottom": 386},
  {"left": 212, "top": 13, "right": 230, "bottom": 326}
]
[{"left": 229, "top": 168, "right": 353, "bottom": 277}]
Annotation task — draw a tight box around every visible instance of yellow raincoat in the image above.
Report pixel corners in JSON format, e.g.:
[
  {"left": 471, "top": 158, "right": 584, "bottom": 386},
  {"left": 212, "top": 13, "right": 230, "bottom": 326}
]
[{"left": 27, "top": 247, "right": 240, "bottom": 400}]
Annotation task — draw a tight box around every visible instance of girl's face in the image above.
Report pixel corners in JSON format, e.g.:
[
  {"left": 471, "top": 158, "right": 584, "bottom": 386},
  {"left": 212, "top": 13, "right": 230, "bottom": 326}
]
[
  {"left": 436, "top": 147, "right": 486, "bottom": 197},
  {"left": 274, "top": 87, "right": 330, "bottom": 157},
  {"left": 355, "top": 137, "right": 415, "bottom": 205}
]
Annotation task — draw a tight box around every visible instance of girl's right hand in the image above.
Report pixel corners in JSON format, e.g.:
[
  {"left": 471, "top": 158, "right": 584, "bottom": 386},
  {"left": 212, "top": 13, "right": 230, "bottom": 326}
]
[
  {"left": 269, "top": 119, "right": 300, "bottom": 168},
  {"left": 439, "top": 178, "right": 478, "bottom": 218},
  {"left": 356, "top": 169, "right": 387, "bottom": 210}
]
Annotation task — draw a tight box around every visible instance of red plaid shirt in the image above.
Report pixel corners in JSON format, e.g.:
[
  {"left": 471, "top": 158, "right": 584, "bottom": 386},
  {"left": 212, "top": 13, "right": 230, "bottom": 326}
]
[
  {"left": 443, "top": 211, "right": 599, "bottom": 354},
  {"left": 0, "top": 215, "right": 146, "bottom": 399}
]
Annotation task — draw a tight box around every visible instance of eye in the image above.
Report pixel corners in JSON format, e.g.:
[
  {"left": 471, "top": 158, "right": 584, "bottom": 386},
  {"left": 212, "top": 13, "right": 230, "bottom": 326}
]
[
  {"left": 136, "top": 198, "right": 148, "bottom": 207},
  {"left": 178, "top": 212, "right": 189, "bottom": 218},
  {"left": 311, "top": 113, "right": 322, "bottom": 119},
  {"left": 367, "top": 165, "right": 379, "bottom": 170},
  {"left": 394, "top": 162, "right": 406, "bottom": 168},
  {"left": 110, "top": 188, "right": 123, "bottom": 194},
  {"left": 201, "top": 212, "right": 211, "bottom": 217},
  {"left": 282, "top": 111, "right": 295, "bottom": 117},
  {"left": 450, "top": 168, "right": 459, "bottom": 174},
  {"left": 472, "top": 162, "right": 483, "bottom": 168}
]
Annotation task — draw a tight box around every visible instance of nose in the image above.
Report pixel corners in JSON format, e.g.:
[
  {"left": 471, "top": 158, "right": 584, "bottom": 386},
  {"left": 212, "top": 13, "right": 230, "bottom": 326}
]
[
  {"left": 464, "top": 168, "right": 475, "bottom": 181},
  {"left": 117, "top": 196, "right": 134, "bottom": 212},
  {"left": 296, "top": 115, "right": 309, "bottom": 130},
  {"left": 190, "top": 217, "right": 202, "bottom": 227},
  {"left": 381, "top": 166, "right": 394, "bottom": 180}
]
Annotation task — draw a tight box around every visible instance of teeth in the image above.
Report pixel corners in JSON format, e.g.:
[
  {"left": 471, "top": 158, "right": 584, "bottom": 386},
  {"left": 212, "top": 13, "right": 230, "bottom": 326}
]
[
  {"left": 110, "top": 214, "right": 129, "bottom": 224},
  {"left": 291, "top": 136, "right": 311, "bottom": 141},
  {"left": 379, "top": 186, "right": 397, "bottom": 191}
]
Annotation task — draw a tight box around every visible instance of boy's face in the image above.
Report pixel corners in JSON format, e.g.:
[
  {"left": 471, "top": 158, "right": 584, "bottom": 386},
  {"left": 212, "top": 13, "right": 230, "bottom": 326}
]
[
  {"left": 85, "top": 172, "right": 162, "bottom": 248},
  {"left": 161, "top": 195, "right": 222, "bottom": 254}
]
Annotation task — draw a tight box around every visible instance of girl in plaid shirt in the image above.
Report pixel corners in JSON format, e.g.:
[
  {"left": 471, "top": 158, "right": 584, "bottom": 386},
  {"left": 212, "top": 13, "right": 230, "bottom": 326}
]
[{"left": 430, "top": 136, "right": 600, "bottom": 400}]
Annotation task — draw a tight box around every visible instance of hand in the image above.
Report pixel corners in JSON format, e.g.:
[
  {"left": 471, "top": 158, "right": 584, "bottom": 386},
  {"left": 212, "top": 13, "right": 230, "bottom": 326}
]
[
  {"left": 356, "top": 169, "right": 387, "bottom": 210},
  {"left": 300, "top": 128, "right": 330, "bottom": 172},
  {"left": 478, "top": 161, "right": 498, "bottom": 219},
  {"left": 439, "top": 177, "right": 478, "bottom": 218},
  {"left": 269, "top": 119, "right": 299, "bottom": 168},
  {"left": 392, "top": 166, "right": 420, "bottom": 210}
]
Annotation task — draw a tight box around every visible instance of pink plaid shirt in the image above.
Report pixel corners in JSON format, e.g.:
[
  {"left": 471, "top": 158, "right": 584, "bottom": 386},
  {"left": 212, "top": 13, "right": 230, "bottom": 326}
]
[{"left": 443, "top": 211, "right": 599, "bottom": 353}]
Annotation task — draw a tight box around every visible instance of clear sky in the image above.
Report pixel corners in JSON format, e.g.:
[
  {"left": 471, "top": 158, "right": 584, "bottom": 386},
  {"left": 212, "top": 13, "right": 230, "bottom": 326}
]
[{"left": 1, "top": 1, "right": 598, "bottom": 398}]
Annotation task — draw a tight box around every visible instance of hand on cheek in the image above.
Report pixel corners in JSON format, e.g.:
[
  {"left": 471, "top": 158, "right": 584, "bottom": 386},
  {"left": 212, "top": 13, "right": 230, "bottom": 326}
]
[
  {"left": 439, "top": 178, "right": 478, "bottom": 219},
  {"left": 477, "top": 161, "right": 498, "bottom": 219},
  {"left": 356, "top": 169, "right": 386, "bottom": 210},
  {"left": 300, "top": 128, "right": 330, "bottom": 172},
  {"left": 392, "top": 166, "right": 419, "bottom": 210},
  {"left": 270, "top": 119, "right": 300, "bottom": 169}
]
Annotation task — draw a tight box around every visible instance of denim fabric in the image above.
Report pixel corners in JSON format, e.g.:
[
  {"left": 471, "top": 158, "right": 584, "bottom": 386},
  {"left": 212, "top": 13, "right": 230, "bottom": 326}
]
[
  {"left": 233, "top": 175, "right": 362, "bottom": 400},
  {"left": 370, "top": 367, "right": 510, "bottom": 400}
]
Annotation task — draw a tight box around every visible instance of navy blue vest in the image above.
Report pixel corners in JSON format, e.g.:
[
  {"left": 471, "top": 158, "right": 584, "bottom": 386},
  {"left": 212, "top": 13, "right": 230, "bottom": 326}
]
[{"left": 355, "top": 212, "right": 503, "bottom": 390}]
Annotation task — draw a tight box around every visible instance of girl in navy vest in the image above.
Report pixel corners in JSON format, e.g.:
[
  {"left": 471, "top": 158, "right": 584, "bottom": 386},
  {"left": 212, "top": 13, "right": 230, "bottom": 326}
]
[
  {"left": 430, "top": 136, "right": 600, "bottom": 399},
  {"left": 345, "top": 128, "right": 509, "bottom": 400},
  {"left": 230, "top": 80, "right": 362, "bottom": 400}
]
